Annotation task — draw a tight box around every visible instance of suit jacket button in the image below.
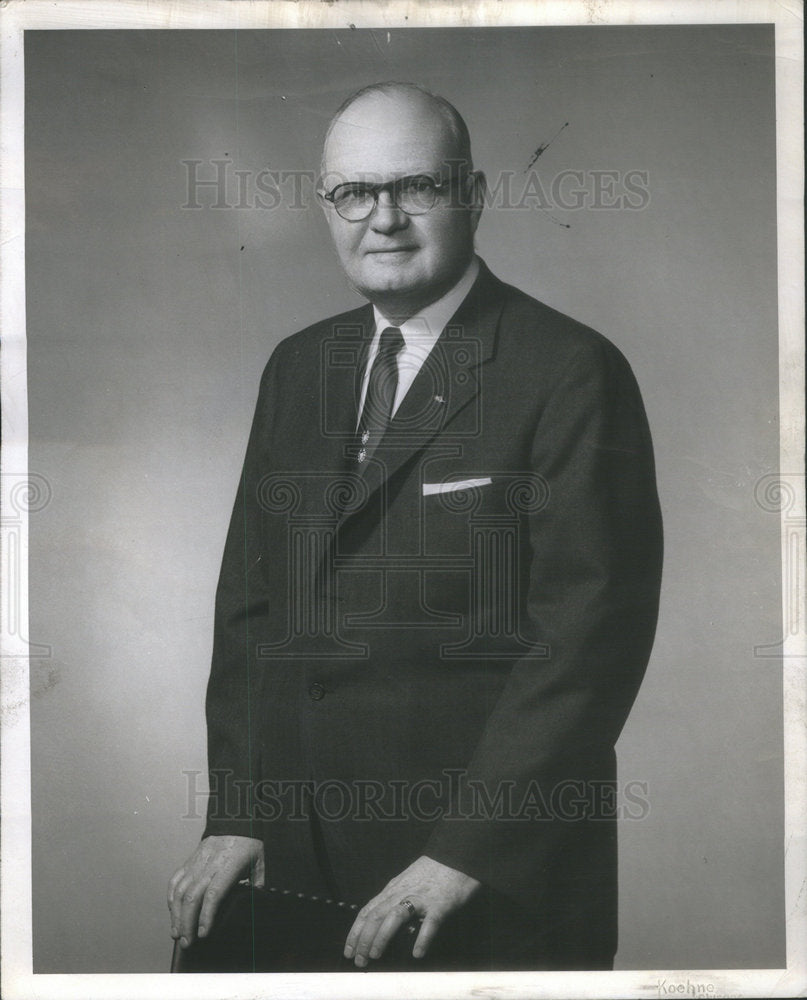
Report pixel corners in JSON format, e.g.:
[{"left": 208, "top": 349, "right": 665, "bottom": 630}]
[{"left": 308, "top": 682, "right": 325, "bottom": 701}]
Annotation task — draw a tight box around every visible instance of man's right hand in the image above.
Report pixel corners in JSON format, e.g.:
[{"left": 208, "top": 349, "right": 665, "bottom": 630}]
[{"left": 167, "top": 835, "right": 264, "bottom": 948}]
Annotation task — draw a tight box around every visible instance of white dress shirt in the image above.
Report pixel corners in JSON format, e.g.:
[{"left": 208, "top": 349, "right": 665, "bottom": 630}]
[{"left": 356, "top": 256, "right": 480, "bottom": 427}]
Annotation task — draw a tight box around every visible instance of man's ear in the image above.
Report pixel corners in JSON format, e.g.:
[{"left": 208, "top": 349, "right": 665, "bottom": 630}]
[{"left": 468, "top": 171, "right": 486, "bottom": 234}]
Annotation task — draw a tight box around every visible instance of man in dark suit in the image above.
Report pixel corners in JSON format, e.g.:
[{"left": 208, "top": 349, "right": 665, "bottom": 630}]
[{"left": 168, "top": 81, "right": 663, "bottom": 971}]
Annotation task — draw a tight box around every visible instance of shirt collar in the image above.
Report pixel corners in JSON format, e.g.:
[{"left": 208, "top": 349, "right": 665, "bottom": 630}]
[{"left": 371, "top": 256, "right": 480, "bottom": 348}]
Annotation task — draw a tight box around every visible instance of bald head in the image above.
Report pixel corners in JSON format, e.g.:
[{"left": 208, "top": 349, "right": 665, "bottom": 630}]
[{"left": 321, "top": 82, "right": 473, "bottom": 186}]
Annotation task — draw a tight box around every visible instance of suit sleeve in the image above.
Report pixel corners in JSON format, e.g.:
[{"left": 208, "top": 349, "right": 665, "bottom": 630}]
[
  {"left": 201, "top": 349, "right": 281, "bottom": 842},
  {"left": 424, "top": 333, "right": 663, "bottom": 910}
]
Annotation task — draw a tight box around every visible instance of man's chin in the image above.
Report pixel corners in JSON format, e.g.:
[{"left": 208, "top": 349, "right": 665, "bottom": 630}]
[{"left": 352, "top": 265, "right": 424, "bottom": 300}]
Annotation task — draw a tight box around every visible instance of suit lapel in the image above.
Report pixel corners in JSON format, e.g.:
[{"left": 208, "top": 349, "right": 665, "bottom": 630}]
[
  {"left": 276, "top": 304, "right": 373, "bottom": 525},
  {"left": 337, "top": 262, "right": 506, "bottom": 528},
  {"left": 316, "top": 303, "right": 373, "bottom": 473}
]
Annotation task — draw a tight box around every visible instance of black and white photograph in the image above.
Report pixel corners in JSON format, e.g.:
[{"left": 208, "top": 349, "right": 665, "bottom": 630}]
[{"left": 1, "top": 2, "right": 804, "bottom": 998}]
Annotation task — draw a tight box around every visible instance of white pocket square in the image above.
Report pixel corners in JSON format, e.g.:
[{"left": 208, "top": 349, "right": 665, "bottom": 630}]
[{"left": 422, "top": 477, "right": 493, "bottom": 496}]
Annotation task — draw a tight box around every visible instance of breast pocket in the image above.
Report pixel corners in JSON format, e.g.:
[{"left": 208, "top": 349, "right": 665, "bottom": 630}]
[
  {"left": 418, "top": 478, "right": 509, "bottom": 517},
  {"left": 416, "top": 474, "right": 549, "bottom": 558}
]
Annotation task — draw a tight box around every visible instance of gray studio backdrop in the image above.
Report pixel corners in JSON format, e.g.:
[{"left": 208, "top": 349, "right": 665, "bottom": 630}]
[{"left": 25, "top": 26, "right": 783, "bottom": 972}]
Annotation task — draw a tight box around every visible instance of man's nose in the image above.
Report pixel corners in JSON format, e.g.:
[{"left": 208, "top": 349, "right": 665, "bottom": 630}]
[{"left": 368, "top": 189, "right": 409, "bottom": 234}]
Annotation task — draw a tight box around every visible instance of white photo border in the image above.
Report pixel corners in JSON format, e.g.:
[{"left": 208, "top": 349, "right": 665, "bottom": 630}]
[{"left": 1, "top": 2, "right": 803, "bottom": 998}]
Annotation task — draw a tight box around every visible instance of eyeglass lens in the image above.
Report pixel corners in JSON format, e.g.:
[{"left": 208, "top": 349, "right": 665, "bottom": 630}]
[{"left": 332, "top": 176, "right": 438, "bottom": 220}]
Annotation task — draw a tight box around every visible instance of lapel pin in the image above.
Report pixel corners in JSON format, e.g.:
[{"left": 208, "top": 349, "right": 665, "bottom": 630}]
[
  {"left": 357, "top": 448, "right": 366, "bottom": 463},
  {"left": 434, "top": 395, "right": 445, "bottom": 404},
  {"left": 361, "top": 430, "right": 370, "bottom": 445}
]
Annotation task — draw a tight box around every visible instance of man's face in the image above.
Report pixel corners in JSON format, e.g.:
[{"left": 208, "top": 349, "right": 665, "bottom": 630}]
[{"left": 320, "top": 92, "right": 481, "bottom": 315}]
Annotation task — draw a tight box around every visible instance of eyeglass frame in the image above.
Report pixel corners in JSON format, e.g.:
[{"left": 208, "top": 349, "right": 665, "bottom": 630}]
[{"left": 318, "top": 168, "right": 477, "bottom": 221}]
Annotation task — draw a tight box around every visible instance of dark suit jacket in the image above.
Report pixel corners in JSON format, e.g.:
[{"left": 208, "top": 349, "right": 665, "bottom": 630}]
[{"left": 203, "top": 260, "right": 663, "bottom": 965}]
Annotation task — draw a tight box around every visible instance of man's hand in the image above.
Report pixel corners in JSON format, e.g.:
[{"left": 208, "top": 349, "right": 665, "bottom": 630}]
[
  {"left": 343, "top": 855, "right": 480, "bottom": 968},
  {"left": 167, "top": 835, "right": 264, "bottom": 948}
]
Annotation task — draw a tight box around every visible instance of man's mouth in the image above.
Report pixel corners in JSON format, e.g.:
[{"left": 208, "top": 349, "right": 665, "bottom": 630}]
[{"left": 366, "top": 247, "right": 418, "bottom": 255}]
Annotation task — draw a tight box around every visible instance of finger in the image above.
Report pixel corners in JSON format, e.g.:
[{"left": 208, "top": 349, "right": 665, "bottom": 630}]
[
  {"left": 412, "top": 911, "right": 443, "bottom": 960},
  {"left": 170, "top": 870, "right": 199, "bottom": 938},
  {"left": 171, "top": 871, "right": 195, "bottom": 926},
  {"left": 343, "top": 918, "right": 361, "bottom": 958},
  {"left": 178, "top": 872, "right": 214, "bottom": 947},
  {"left": 168, "top": 843, "right": 213, "bottom": 927},
  {"left": 197, "top": 869, "right": 237, "bottom": 938},
  {"left": 366, "top": 903, "right": 412, "bottom": 961},
  {"left": 344, "top": 899, "right": 381, "bottom": 957},
  {"left": 351, "top": 905, "right": 390, "bottom": 967},
  {"left": 167, "top": 867, "right": 186, "bottom": 907},
  {"left": 167, "top": 868, "right": 186, "bottom": 935}
]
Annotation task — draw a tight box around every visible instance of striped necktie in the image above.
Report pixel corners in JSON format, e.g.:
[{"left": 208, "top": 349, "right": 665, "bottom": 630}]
[{"left": 356, "top": 326, "right": 405, "bottom": 465}]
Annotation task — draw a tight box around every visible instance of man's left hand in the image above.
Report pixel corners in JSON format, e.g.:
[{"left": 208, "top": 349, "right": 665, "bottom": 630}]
[{"left": 343, "top": 855, "right": 481, "bottom": 967}]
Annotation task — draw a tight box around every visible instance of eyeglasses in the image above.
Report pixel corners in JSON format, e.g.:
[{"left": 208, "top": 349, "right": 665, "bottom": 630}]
[{"left": 320, "top": 173, "right": 466, "bottom": 222}]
